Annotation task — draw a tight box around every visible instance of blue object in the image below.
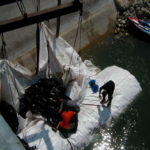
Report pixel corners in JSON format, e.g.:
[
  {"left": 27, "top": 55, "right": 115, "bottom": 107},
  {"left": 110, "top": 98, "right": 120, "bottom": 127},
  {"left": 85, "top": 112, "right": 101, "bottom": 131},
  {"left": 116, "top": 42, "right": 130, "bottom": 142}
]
[
  {"left": 91, "top": 84, "right": 99, "bottom": 93},
  {"left": 89, "top": 80, "right": 96, "bottom": 87},
  {"left": 89, "top": 80, "right": 99, "bottom": 93}
]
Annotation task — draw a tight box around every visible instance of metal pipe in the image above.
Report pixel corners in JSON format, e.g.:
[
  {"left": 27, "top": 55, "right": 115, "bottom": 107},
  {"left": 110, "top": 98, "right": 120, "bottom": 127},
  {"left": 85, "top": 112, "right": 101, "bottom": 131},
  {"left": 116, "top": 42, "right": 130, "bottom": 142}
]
[
  {"left": 0, "top": 1, "right": 83, "bottom": 33},
  {"left": 0, "top": 0, "right": 21, "bottom": 6}
]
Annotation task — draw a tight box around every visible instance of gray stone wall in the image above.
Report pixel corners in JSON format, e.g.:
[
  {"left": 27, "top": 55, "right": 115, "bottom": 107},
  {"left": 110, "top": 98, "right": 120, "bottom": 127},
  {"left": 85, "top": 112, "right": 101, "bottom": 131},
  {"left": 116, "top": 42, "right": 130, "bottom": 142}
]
[{"left": 0, "top": 0, "right": 117, "bottom": 61}]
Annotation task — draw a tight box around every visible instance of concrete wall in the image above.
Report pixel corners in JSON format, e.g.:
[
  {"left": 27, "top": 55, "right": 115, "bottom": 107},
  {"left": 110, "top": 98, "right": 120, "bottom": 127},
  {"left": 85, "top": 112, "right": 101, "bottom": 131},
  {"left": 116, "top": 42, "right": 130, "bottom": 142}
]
[
  {"left": 0, "top": 0, "right": 117, "bottom": 67},
  {"left": 0, "top": 115, "right": 25, "bottom": 150}
]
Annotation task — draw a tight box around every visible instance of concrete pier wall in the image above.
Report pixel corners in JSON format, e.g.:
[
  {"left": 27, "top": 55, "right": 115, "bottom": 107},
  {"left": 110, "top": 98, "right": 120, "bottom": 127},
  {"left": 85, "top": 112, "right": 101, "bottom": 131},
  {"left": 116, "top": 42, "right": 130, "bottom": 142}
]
[
  {"left": 0, "top": 115, "right": 25, "bottom": 150},
  {"left": 0, "top": 0, "right": 117, "bottom": 69}
]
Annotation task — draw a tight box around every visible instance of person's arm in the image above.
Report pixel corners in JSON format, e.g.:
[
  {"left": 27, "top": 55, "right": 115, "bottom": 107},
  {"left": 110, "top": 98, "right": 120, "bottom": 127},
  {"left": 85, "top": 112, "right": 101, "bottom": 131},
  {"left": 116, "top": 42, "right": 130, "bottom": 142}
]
[
  {"left": 58, "top": 101, "right": 63, "bottom": 113},
  {"left": 52, "top": 122, "right": 60, "bottom": 132}
]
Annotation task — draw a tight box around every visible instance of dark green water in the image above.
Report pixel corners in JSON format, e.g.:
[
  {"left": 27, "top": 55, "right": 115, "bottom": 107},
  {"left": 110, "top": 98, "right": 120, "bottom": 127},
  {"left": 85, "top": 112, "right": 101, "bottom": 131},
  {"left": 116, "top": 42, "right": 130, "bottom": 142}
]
[{"left": 81, "top": 34, "right": 150, "bottom": 150}]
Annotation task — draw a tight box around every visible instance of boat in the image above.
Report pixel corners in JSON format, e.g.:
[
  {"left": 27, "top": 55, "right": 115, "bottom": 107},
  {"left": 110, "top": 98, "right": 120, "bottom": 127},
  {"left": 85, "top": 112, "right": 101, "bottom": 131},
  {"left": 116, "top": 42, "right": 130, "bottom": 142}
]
[
  {"left": 129, "top": 17, "right": 150, "bottom": 36},
  {"left": 0, "top": 23, "right": 142, "bottom": 150}
]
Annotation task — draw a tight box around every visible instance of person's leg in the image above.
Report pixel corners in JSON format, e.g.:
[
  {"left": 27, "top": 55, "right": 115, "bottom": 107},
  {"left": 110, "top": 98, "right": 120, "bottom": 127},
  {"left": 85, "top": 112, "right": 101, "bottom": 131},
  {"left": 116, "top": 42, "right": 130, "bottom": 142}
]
[{"left": 99, "top": 89, "right": 107, "bottom": 104}]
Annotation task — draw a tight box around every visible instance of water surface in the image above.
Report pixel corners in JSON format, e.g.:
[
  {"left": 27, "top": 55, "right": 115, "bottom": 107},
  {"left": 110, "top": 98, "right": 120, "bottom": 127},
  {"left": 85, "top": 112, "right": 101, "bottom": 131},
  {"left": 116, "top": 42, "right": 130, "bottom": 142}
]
[{"left": 81, "top": 34, "right": 150, "bottom": 150}]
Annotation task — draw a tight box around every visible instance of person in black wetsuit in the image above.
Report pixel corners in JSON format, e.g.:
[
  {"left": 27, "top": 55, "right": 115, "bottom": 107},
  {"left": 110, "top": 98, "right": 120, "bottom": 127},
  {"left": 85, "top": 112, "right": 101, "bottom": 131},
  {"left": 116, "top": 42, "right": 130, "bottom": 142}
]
[{"left": 99, "top": 80, "right": 115, "bottom": 107}]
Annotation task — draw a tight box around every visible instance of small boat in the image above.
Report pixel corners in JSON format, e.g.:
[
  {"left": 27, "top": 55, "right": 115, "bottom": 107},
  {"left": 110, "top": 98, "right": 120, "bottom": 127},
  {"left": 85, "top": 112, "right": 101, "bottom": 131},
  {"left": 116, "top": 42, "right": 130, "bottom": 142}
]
[{"left": 129, "top": 17, "right": 150, "bottom": 36}]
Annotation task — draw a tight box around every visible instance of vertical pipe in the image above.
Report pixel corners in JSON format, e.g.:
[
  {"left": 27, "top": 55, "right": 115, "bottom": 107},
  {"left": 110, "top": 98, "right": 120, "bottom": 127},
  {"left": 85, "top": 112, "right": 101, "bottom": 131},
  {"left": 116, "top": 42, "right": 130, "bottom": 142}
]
[
  {"left": 36, "top": 0, "right": 40, "bottom": 74},
  {"left": 56, "top": 0, "right": 61, "bottom": 37},
  {"left": 36, "top": 24, "right": 40, "bottom": 74}
]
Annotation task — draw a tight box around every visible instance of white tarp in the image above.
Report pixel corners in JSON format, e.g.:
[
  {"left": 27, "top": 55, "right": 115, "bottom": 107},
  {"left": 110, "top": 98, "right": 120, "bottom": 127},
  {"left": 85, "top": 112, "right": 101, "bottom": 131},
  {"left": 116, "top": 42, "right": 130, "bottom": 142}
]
[{"left": 0, "top": 23, "right": 142, "bottom": 150}]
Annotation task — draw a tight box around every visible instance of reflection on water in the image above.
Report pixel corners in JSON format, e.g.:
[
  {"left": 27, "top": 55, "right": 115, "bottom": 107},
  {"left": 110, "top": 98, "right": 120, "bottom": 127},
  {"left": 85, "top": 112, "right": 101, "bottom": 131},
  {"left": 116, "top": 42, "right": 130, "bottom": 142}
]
[
  {"left": 82, "top": 35, "right": 150, "bottom": 150},
  {"left": 93, "top": 128, "right": 114, "bottom": 150},
  {"left": 93, "top": 107, "right": 143, "bottom": 150},
  {"left": 85, "top": 106, "right": 141, "bottom": 150}
]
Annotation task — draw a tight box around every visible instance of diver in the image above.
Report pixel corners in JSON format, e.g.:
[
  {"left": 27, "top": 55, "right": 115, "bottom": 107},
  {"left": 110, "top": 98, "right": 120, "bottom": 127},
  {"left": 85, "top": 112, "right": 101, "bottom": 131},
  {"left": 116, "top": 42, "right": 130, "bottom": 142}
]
[{"left": 99, "top": 80, "right": 115, "bottom": 107}]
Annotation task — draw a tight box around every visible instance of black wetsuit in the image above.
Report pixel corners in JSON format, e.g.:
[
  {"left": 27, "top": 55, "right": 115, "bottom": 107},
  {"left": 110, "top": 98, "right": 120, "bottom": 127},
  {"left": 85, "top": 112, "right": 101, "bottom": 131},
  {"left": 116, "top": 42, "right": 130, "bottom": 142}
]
[{"left": 99, "top": 80, "right": 115, "bottom": 107}]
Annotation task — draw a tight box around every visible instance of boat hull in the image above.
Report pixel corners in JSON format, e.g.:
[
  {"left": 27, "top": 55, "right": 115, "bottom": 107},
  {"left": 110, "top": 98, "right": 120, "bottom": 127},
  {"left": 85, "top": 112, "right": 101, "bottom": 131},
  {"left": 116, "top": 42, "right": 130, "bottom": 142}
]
[{"left": 129, "top": 17, "right": 150, "bottom": 36}]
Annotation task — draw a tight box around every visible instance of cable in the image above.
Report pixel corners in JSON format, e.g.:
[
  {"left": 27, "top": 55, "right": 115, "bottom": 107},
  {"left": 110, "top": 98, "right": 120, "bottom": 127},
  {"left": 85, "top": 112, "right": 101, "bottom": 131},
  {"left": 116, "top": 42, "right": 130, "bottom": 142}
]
[
  {"left": 16, "top": 0, "right": 27, "bottom": 18},
  {"left": 36, "top": 0, "right": 40, "bottom": 12},
  {"left": 36, "top": 23, "right": 40, "bottom": 74},
  {"left": 5, "top": 65, "right": 16, "bottom": 107},
  {"left": 32, "top": 0, "right": 40, "bottom": 13},
  {"left": 0, "top": 33, "right": 21, "bottom": 108},
  {"left": 56, "top": 0, "right": 61, "bottom": 37},
  {"left": 32, "top": 0, "right": 41, "bottom": 74},
  {"left": 0, "top": 34, "right": 15, "bottom": 106},
  {"left": 66, "top": 138, "right": 74, "bottom": 150},
  {"left": 64, "top": 15, "right": 82, "bottom": 83},
  {"left": 78, "top": 16, "right": 82, "bottom": 78},
  {"left": 0, "top": 33, "right": 7, "bottom": 59},
  {"left": 32, "top": 0, "right": 37, "bottom": 11},
  {"left": 61, "top": 132, "right": 74, "bottom": 150},
  {"left": 81, "top": 103, "right": 101, "bottom": 107},
  {"left": 47, "top": 41, "right": 52, "bottom": 78},
  {"left": 73, "top": 15, "right": 82, "bottom": 48}
]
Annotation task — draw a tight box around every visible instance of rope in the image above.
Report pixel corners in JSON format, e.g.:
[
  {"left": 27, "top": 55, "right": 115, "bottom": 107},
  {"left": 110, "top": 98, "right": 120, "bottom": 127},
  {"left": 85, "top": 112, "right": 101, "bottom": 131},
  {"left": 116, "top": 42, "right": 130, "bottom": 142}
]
[
  {"left": 81, "top": 103, "right": 101, "bottom": 107},
  {"left": 56, "top": 0, "right": 61, "bottom": 37},
  {"left": 73, "top": 15, "right": 82, "bottom": 48},
  {"left": 4, "top": 65, "right": 16, "bottom": 107},
  {"left": 61, "top": 132, "right": 74, "bottom": 150},
  {"left": 36, "top": 23, "right": 40, "bottom": 74},
  {"left": 66, "top": 138, "right": 74, "bottom": 150},
  {"left": 1, "top": 33, "right": 19, "bottom": 107},
  {"left": 47, "top": 40, "right": 52, "bottom": 78},
  {"left": 64, "top": 15, "right": 82, "bottom": 83},
  {"left": 32, "top": 0, "right": 40, "bottom": 74},
  {"left": 69, "top": 15, "right": 82, "bottom": 67},
  {"left": 16, "top": 0, "right": 27, "bottom": 18},
  {"left": 33, "top": 0, "right": 40, "bottom": 11},
  {"left": 9, "top": 67, "right": 21, "bottom": 97},
  {"left": 0, "top": 34, "right": 15, "bottom": 106},
  {"left": 0, "top": 33, "right": 21, "bottom": 108},
  {"left": 32, "top": 0, "right": 37, "bottom": 11},
  {"left": 46, "top": 20, "right": 52, "bottom": 29},
  {"left": 35, "top": 0, "right": 40, "bottom": 12},
  {"left": 77, "top": 16, "right": 82, "bottom": 79},
  {"left": 0, "top": 33, "right": 7, "bottom": 59}
]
